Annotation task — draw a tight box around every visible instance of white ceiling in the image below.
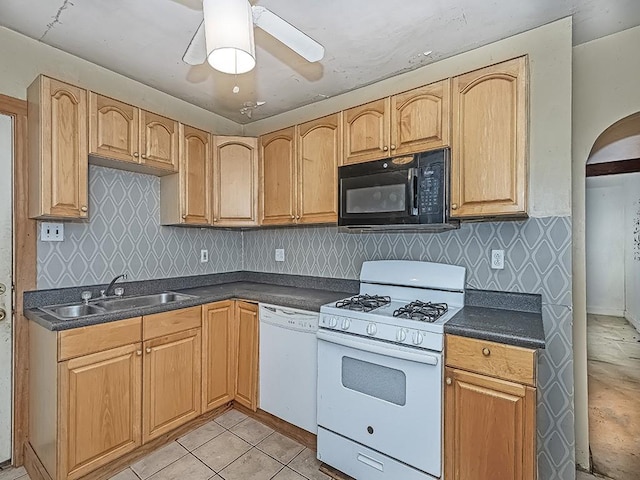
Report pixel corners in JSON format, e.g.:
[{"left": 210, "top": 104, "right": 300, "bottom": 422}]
[{"left": 1, "top": 0, "right": 640, "bottom": 124}]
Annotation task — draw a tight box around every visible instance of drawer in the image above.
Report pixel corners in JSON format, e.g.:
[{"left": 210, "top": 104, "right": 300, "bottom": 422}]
[
  {"left": 445, "top": 335, "right": 536, "bottom": 386},
  {"left": 58, "top": 317, "right": 142, "bottom": 361},
  {"left": 143, "top": 306, "right": 202, "bottom": 340}
]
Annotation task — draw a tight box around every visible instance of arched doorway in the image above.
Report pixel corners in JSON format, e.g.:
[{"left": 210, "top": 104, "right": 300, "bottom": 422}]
[{"left": 584, "top": 112, "right": 640, "bottom": 480}]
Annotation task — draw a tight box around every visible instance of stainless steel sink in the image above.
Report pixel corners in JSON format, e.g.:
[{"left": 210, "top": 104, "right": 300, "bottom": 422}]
[
  {"left": 42, "top": 304, "right": 107, "bottom": 318},
  {"left": 93, "top": 292, "right": 194, "bottom": 311},
  {"left": 40, "top": 292, "right": 195, "bottom": 320}
]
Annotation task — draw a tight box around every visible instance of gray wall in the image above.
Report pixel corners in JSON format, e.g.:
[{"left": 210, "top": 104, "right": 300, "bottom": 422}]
[
  {"left": 37, "top": 165, "right": 243, "bottom": 289},
  {"left": 243, "top": 220, "right": 574, "bottom": 479}
]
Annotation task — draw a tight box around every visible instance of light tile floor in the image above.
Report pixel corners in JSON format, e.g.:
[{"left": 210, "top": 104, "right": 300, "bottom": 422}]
[{"left": 0, "top": 410, "right": 331, "bottom": 480}]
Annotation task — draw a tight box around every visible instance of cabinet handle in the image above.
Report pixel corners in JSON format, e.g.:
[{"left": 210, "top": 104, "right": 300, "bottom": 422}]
[
  {"left": 146, "top": 347, "right": 152, "bottom": 354},
  {"left": 136, "top": 350, "right": 142, "bottom": 356},
  {"left": 133, "top": 152, "right": 139, "bottom": 158},
  {"left": 482, "top": 347, "right": 491, "bottom": 357},
  {"left": 80, "top": 206, "right": 88, "bottom": 212},
  {"left": 446, "top": 377, "right": 452, "bottom": 385},
  {"left": 141, "top": 154, "right": 147, "bottom": 159},
  {"left": 390, "top": 144, "right": 396, "bottom": 150},
  {"left": 451, "top": 203, "right": 458, "bottom": 210},
  {"left": 383, "top": 146, "right": 389, "bottom": 152}
]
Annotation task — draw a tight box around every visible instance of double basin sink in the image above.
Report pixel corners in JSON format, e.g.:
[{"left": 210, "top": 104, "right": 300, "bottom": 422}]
[{"left": 41, "top": 292, "right": 195, "bottom": 320}]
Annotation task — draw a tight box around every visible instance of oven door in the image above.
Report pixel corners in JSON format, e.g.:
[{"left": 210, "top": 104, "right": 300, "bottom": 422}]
[
  {"left": 338, "top": 162, "right": 418, "bottom": 226},
  {"left": 317, "top": 329, "right": 443, "bottom": 477}
]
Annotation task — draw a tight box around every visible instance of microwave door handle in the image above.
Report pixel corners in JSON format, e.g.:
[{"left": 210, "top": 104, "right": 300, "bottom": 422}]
[{"left": 410, "top": 168, "right": 418, "bottom": 214}]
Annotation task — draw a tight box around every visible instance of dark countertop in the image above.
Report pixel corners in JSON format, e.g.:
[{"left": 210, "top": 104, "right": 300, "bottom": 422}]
[
  {"left": 25, "top": 280, "right": 353, "bottom": 331},
  {"left": 444, "top": 305, "right": 545, "bottom": 350}
]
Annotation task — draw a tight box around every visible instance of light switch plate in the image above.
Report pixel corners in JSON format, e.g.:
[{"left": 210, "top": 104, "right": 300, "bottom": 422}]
[
  {"left": 275, "top": 249, "right": 285, "bottom": 262},
  {"left": 41, "top": 222, "right": 64, "bottom": 242}
]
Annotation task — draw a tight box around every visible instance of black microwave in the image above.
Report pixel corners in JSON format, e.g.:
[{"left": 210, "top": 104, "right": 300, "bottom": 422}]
[{"left": 338, "top": 148, "right": 459, "bottom": 232}]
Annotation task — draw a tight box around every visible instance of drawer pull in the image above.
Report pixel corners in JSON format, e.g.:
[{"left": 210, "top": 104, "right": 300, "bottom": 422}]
[{"left": 482, "top": 347, "right": 491, "bottom": 357}]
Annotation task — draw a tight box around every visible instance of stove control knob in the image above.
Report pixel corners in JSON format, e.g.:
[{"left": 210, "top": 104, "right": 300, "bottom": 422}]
[
  {"left": 329, "top": 316, "right": 338, "bottom": 328},
  {"left": 366, "top": 323, "right": 377, "bottom": 336},
  {"left": 341, "top": 318, "right": 351, "bottom": 330},
  {"left": 412, "top": 331, "right": 424, "bottom": 345},
  {"left": 396, "top": 328, "right": 407, "bottom": 342}
]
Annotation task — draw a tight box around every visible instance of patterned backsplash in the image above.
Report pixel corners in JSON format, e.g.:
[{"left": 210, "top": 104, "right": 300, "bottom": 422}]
[
  {"left": 37, "top": 166, "right": 243, "bottom": 289},
  {"left": 36, "top": 167, "right": 574, "bottom": 479}
]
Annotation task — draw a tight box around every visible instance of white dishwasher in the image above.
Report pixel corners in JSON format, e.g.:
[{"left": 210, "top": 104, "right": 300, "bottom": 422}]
[{"left": 259, "top": 303, "right": 319, "bottom": 433}]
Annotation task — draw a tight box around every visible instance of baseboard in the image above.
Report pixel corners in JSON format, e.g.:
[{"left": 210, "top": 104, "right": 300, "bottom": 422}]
[
  {"left": 586, "top": 306, "right": 625, "bottom": 317},
  {"left": 624, "top": 310, "right": 640, "bottom": 333}
]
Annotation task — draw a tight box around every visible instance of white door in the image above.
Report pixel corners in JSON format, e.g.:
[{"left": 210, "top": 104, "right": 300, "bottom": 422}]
[{"left": 0, "top": 114, "right": 13, "bottom": 462}]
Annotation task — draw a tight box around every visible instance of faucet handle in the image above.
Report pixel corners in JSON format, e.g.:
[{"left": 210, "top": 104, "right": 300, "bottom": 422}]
[
  {"left": 114, "top": 287, "right": 125, "bottom": 297},
  {"left": 100, "top": 289, "right": 106, "bottom": 298},
  {"left": 81, "top": 291, "right": 92, "bottom": 304}
]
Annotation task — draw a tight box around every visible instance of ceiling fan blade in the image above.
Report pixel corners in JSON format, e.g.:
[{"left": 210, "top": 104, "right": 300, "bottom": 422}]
[
  {"left": 182, "top": 20, "right": 207, "bottom": 65},
  {"left": 251, "top": 6, "right": 324, "bottom": 63}
]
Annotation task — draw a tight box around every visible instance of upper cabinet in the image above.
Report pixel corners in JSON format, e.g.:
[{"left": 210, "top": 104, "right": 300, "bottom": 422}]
[
  {"left": 28, "top": 76, "right": 89, "bottom": 220},
  {"left": 390, "top": 80, "right": 450, "bottom": 155},
  {"left": 451, "top": 56, "right": 528, "bottom": 218},
  {"left": 160, "top": 125, "right": 212, "bottom": 226},
  {"left": 343, "top": 80, "right": 451, "bottom": 165},
  {"left": 214, "top": 136, "right": 259, "bottom": 227},
  {"left": 89, "top": 93, "right": 178, "bottom": 175},
  {"left": 297, "top": 113, "right": 341, "bottom": 224},
  {"left": 260, "top": 127, "right": 297, "bottom": 226}
]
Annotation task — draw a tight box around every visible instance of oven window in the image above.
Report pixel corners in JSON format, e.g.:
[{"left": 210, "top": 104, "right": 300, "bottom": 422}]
[
  {"left": 341, "top": 357, "right": 407, "bottom": 406},
  {"left": 345, "top": 184, "right": 406, "bottom": 214}
]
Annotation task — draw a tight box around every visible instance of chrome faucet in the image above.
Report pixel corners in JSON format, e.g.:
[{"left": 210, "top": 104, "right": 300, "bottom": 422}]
[{"left": 101, "top": 273, "right": 128, "bottom": 297}]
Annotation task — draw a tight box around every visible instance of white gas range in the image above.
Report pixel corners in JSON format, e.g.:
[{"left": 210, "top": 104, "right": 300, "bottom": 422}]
[{"left": 317, "top": 260, "right": 466, "bottom": 480}]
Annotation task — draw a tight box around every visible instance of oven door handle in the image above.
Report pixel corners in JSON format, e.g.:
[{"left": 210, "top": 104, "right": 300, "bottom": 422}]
[{"left": 317, "top": 330, "right": 439, "bottom": 366}]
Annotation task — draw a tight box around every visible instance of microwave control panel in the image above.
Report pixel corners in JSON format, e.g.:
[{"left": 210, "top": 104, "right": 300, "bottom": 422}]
[{"left": 417, "top": 150, "right": 447, "bottom": 222}]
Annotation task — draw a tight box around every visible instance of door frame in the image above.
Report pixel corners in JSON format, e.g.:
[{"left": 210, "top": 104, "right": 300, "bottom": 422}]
[{"left": 0, "top": 94, "right": 36, "bottom": 466}]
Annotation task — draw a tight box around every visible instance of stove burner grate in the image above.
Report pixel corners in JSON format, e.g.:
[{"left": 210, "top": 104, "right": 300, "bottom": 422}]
[
  {"left": 393, "top": 301, "right": 448, "bottom": 322},
  {"left": 335, "top": 294, "right": 391, "bottom": 312}
]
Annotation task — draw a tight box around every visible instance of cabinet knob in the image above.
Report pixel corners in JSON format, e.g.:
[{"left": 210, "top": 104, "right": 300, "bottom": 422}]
[
  {"left": 136, "top": 350, "right": 142, "bottom": 356},
  {"left": 141, "top": 154, "right": 147, "bottom": 159},
  {"left": 451, "top": 203, "right": 458, "bottom": 210},
  {"left": 182, "top": 214, "right": 187, "bottom": 219},
  {"left": 446, "top": 377, "right": 452, "bottom": 385},
  {"left": 390, "top": 144, "right": 396, "bottom": 150},
  {"left": 290, "top": 215, "right": 295, "bottom": 219},
  {"left": 383, "top": 146, "right": 389, "bottom": 152},
  {"left": 296, "top": 215, "right": 300, "bottom": 220},
  {"left": 133, "top": 152, "right": 139, "bottom": 158},
  {"left": 80, "top": 206, "right": 88, "bottom": 212},
  {"left": 213, "top": 218, "right": 218, "bottom": 222},
  {"left": 146, "top": 347, "right": 152, "bottom": 354},
  {"left": 482, "top": 347, "right": 491, "bottom": 357}
]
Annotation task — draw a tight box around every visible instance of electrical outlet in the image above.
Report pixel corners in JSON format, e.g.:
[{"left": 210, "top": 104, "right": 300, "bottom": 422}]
[
  {"left": 491, "top": 249, "right": 505, "bottom": 269},
  {"left": 41, "top": 222, "right": 64, "bottom": 242},
  {"left": 200, "top": 249, "right": 209, "bottom": 263},
  {"left": 275, "top": 249, "right": 285, "bottom": 262}
]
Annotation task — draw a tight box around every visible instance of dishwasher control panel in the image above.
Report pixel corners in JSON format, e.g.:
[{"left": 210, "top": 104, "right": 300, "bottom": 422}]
[{"left": 259, "top": 304, "right": 319, "bottom": 332}]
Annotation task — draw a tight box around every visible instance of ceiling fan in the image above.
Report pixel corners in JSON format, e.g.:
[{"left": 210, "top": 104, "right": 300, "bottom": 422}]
[{"left": 182, "top": 0, "right": 325, "bottom": 75}]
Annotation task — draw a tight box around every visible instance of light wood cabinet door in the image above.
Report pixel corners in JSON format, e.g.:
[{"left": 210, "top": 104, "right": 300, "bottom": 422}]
[
  {"left": 89, "top": 93, "right": 140, "bottom": 164},
  {"left": 58, "top": 343, "right": 142, "bottom": 480},
  {"left": 451, "top": 56, "right": 528, "bottom": 218},
  {"left": 28, "top": 76, "right": 89, "bottom": 219},
  {"left": 391, "top": 80, "right": 450, "bottom": 155},
  {"left": 143, "top": 328, "right": 201, "bottom": 443},
  {"left": 202, "top": 301, "right": 236, "bottom": 412},
  {"left": 234, "top": 301, "right": 259, "bottom": 411},
  {"left": 181, "top": 125, "right": 212, "bottom": 225},
  {"left": 260, "top": 127, "right": 297, "bottom": 225},
  {"left": 297, "top": 114, "right": 341, "bottom": 224},
  {"left": 343, "top": 98, "right": 390, "bottom": 165},
  {"left": 444, "top": 367, "right": 536, "bottom": 480},
  {"left": 214, "top": 136, "right": 259, "bottom": 226},
  {"left": 139, "top": 110, "right": 179, "bottom": 173}
]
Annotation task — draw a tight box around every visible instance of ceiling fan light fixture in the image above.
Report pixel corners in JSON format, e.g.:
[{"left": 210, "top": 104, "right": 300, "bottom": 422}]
[{"left": 203, "top": 0, "right": 256, "bottom": 74}]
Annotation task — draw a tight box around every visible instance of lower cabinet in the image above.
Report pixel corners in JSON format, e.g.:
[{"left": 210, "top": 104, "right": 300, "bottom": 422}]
[
  {"left": 444, "top": 335, "right": 537, "bottom": 480},
  {"left": 143, "top": 328, "right": 202, "bottom": 443},
  {"left": 202, "top": 300, "right": 259, "bottom": 413},
  {"left": 58, "top": 343, "right": 142, "bottom": 480}
]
